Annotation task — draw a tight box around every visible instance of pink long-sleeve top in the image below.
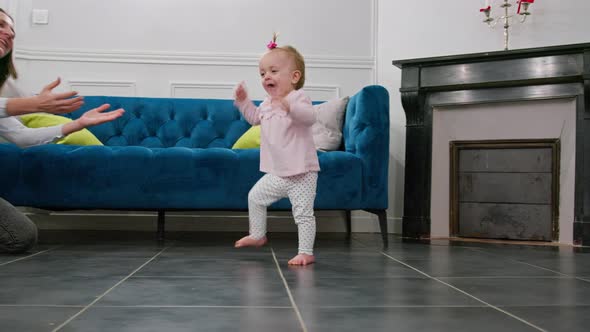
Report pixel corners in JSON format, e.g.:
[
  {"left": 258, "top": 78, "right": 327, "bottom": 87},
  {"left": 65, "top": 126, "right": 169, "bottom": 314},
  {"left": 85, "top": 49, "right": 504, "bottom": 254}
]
[{"left": 235, "top": 89, "right": 320, "bottom": 177}]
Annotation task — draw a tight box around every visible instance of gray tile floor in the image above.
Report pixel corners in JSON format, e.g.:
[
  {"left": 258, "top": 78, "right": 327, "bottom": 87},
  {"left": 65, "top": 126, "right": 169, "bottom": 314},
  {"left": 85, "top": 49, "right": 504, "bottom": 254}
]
[{"left": 1, "top": 231, "right": 590, "bottom": 332}]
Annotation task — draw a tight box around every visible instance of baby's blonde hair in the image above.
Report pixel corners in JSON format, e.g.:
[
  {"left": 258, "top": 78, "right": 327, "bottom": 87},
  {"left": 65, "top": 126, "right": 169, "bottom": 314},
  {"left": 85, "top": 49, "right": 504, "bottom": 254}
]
[{"left": 266, "top": 33, "right": 306, "bottom": 90}]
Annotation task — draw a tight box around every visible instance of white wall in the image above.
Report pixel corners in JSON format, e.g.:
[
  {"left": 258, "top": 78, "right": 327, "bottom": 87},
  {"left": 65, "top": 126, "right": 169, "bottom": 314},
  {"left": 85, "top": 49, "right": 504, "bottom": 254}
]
[
  {"left": 8, "top": 0, "right": 376, "bottom": 100},
  {"left": 378, "top": 0, "right": 590, "bottom": 233}
]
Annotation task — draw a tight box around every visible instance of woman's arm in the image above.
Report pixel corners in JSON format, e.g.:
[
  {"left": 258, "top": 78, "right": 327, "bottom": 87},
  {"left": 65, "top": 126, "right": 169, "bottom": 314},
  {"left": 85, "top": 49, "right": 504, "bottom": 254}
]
[
  {"left": 0, "top": 78, "right": 83, "bottom": 118},
  {"left": 0, "top": 104, "right": 124, "bottom": 148},
  {"left": 0, "top": 116, "right": 64, "bottom": 147},
  {"left": 0, "top": 78, "right": 124, "bottom": 147},
  {"left": 61, "top": 104, "right": 124, "bottom": 136}
]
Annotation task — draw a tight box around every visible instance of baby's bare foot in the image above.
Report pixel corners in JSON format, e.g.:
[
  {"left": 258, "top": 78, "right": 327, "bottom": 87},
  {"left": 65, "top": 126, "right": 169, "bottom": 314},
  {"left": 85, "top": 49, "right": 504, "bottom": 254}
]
[
  {"left": 234, "top": 235, "right": 267, "bottom": 248},
  {"left": 288, "top": 253, "right": 315, "bottom": 265}
]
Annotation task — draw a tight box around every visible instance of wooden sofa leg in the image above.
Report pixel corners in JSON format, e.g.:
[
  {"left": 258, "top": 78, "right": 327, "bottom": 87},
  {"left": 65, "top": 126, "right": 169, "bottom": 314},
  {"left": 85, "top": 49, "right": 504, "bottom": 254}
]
[
  {"left": 157, "top": 210, "right": 166, "bottom": 242},
  {"left": 364, "top": 209, "right": 388, "bottom": 248},
  {"left": 345, "top": 210, "right": 352, "bottom": 239}
]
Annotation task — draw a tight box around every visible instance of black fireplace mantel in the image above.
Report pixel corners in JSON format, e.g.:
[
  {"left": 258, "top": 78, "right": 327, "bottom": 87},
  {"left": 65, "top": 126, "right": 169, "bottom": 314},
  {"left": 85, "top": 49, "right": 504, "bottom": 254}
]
[{"left": 393, "top": 43, "right": 590, "bottom": 245}]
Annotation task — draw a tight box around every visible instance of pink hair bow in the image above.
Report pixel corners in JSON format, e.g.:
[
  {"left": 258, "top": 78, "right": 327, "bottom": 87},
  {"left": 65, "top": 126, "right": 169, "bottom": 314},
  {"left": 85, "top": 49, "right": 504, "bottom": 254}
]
[{"left": 267, "top": 41, "right": 277, "bottom": 49}]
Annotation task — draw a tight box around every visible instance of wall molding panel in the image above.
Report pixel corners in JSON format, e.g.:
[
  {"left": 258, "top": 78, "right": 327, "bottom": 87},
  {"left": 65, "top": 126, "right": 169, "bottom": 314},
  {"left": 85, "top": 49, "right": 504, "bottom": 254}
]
[
  {"left": 170, "top": 82, "right": 237, "bottom": 99},
  {"left": 67, "top": 80, "right": 137, "bottom": 97},
  {"left": 305, "top": 85, "right": 341, "bottom": 99}
]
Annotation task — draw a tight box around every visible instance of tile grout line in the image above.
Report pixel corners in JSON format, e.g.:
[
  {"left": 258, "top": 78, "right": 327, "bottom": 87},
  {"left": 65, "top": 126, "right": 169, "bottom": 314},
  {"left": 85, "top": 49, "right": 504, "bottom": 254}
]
[
  {"left": 51, "top": 246, "right": 170, "bottom": 332},
  {"left": 270, "top": 248, "right": 308, "bottom": 332},
  {"left": 468, "top": 248, "right": 571, "bottom": 275},
  {"left": 0, "top": 247, "right": 61, "bottom": 267},
  {"left": 432, "top": 276, "right": 570, "bottom": 279},
  {"left": 468, "top": 247, "right": 590, "bottom": 283},
  {"left": 131, "top": 275, "right": 426, "bottom": 279},
  {"left": 0, "top": 304, "right": 84, "bottom": 308},
  {"left": 92, "top": 305, "right": 294, "bottom": 309},
  {"left": 506, "top": 260, "right": 572, "bottom": 277},
  {"left": 381, "top": 251, "right": 549, "bottom": 332},
  {"left": 91, "top": 304, "right": 488, "bottom": 308}
]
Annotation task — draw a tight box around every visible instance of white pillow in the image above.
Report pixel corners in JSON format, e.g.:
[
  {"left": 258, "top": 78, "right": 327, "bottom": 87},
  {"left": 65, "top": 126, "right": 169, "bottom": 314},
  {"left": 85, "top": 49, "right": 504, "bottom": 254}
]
[{"left": 312, "top": 97, "right": 349, "bottom": 151}]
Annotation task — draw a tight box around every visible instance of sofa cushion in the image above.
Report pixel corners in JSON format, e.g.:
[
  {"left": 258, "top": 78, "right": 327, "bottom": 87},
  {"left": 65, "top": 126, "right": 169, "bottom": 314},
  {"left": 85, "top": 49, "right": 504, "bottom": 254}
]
[
  {"left": 312, "top": 97, "right": 349, "bottom": 151},
  {"left": 231, "top": 125, "right": 260, "bottom": 149},
  {"left": 19, "top": 113, "right": 103, "bottom": 146},
  {"left": 231, "top": 97, "right": 348, "bottom": 151}
]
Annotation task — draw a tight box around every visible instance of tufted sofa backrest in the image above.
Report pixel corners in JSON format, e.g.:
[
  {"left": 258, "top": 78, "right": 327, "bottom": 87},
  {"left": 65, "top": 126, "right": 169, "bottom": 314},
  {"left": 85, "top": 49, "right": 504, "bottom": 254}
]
[
  {"left": 68, "top": 87, "right": 389, "bottom": 153},
  {"left": 67, "top": 96, "right": 251, "bottom": 148}
]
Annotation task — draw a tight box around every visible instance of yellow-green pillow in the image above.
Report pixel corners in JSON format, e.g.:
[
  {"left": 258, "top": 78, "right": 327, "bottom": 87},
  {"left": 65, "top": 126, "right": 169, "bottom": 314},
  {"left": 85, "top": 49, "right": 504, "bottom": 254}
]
[
  {"left": 232, "top": 125, "right": 261, "bottom": 149},
  {"left": 19, "top": 113, "right": 103, "bottom": 146}
]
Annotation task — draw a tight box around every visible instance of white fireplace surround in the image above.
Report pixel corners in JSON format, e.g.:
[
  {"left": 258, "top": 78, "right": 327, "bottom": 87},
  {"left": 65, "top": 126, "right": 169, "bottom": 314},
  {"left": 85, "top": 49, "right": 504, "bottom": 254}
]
[{"left": 431, "top": 98, "right": 576, "bottom": 244}]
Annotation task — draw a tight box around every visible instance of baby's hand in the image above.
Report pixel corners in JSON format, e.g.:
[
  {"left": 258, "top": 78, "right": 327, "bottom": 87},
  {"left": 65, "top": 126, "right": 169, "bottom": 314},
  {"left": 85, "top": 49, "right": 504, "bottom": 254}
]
[{"left": 234, "top": 82, "right": 248, "bottom": 102}]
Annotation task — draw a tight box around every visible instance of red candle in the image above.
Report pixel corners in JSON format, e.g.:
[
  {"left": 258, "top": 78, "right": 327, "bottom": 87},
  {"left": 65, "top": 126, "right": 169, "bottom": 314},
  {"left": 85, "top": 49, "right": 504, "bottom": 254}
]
[
  {"left": 480, "top": 0, "right": 491, "bottom": 12},
  {"left": 517, "top": 0, "right": 535, "bottom": 14}
]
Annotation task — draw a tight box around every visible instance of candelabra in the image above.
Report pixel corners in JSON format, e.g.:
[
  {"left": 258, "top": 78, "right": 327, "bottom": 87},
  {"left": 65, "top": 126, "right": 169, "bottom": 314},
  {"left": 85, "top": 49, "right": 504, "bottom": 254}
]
[{"left": 480, "top": 0, "right": 534, "bottom": 51}]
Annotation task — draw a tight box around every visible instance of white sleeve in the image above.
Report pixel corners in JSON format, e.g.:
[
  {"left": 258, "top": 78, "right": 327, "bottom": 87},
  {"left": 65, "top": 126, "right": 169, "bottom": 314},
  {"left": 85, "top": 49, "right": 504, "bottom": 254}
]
[
  {"left": 0, "top": 78, "right": 32, "bottom": 118},
  {"left": 0, "top": 78, "right": 64, "bottom": 147},
  {"left": 0, "top": 97, "right": 7, "bottom": 118},
  {"left": 1, "top": 78, "right": 31, "bottom": 98},
  {"left": 0, "top": 116, "right": 64, "bottom": 147}
]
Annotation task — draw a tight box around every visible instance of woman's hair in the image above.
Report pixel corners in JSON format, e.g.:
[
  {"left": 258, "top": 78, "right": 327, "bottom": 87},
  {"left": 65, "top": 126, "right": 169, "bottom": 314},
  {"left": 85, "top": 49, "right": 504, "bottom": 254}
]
[
  {"left": 0, "top": 8, "right": 17, "bottom": 89},
  {"left": 267, "top": 33, "right": 305, "bottom": 90}
]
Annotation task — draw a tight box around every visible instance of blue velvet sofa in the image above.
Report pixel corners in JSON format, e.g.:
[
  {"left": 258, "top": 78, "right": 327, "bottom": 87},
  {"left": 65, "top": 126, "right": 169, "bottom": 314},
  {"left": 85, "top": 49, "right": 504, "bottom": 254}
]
[{"left": 0, "top": 85, "right": 390, "bottom": 246}]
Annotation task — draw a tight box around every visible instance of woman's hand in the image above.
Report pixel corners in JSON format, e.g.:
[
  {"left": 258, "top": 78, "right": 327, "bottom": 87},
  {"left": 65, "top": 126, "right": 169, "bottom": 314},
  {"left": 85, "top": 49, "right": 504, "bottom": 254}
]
[
  {"left": 34, "top": 78, "right": 84, "bottom": 114},
  {"left": 234, "top": 82, "right": 248, "bottom": 102},
  {"left": 62, "top": 104, "right": 125, "bottom": 135},
  {"left": 5, "top": 77, "right": 84, "bottom": 116}
]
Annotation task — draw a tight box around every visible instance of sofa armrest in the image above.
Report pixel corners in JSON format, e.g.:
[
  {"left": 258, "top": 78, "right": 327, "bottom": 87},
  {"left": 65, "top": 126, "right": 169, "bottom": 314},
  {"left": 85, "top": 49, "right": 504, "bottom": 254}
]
[{"left": 342, "top": 85, "right": 390, "bottom": 209}]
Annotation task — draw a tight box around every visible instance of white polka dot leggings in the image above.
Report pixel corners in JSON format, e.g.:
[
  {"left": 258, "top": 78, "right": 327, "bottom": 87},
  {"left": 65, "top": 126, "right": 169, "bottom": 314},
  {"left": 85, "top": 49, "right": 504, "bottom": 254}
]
[{"left": 248, "top": 172, "right": 318, "bottom": 255}]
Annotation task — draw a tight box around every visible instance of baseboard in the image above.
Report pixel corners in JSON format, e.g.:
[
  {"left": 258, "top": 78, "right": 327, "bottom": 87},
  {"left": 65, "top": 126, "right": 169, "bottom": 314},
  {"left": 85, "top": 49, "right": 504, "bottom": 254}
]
[{"left": 22, "top": 209, "right": 401, "bottom": 234}]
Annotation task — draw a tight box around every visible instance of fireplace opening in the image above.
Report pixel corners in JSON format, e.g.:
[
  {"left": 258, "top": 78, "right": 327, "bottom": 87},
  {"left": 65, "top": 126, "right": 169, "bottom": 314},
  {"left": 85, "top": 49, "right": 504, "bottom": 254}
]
[{"left": 450, "top": 139, "right": 560, "bottom": 241}]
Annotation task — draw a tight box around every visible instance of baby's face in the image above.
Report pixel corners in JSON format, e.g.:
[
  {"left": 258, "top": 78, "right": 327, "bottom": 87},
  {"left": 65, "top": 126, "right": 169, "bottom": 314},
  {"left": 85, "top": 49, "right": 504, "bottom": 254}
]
[{"left": 259, "top": 50, "right": 298, "bottom": 98}]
